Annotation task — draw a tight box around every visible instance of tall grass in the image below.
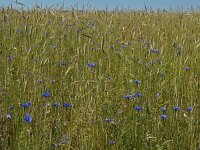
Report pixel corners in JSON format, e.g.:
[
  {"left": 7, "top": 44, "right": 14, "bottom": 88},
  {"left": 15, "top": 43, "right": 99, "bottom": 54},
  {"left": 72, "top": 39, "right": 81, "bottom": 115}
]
[{"left": 0, "top": 7, "right": 200, "bottom": 149}]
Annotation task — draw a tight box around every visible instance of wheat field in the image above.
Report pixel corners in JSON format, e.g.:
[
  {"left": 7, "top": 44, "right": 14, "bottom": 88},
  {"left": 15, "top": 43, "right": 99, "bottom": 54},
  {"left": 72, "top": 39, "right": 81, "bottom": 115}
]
[{"left": 0, "top": 7, "right": 200, "bottom": 149}]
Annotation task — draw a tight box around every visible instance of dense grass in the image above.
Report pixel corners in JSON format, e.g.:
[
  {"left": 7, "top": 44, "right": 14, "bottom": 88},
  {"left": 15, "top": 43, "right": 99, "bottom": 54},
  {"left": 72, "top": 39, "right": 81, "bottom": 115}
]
[{"left": 1, "top": 7, "right": 200, "bottom": 149}]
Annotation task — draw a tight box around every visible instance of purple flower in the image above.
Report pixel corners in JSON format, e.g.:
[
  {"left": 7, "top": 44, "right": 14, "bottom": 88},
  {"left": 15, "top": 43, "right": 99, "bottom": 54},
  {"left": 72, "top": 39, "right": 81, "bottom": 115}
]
[
  {"left": 10, "top": 106, "right": 14, "bottom": 110},
  {"left": 173, "top": 106, "right": 179, "bottom": 112},
  {"left": 105, "top": 118, "right": 111, "bottom": 123},
  {"left": 150, "top": 49, "right": 160, "bottom": 54},
  {"left": 184, "top": 67, "right": 190, "bottom": 71},
  {"left": 120, "top": 45, "right": 126, "bottom": 49},
  {"left": 160, "top": 107, "right": 167, "bottom": 112},
  {"left": 87, "top": 62, "right": 96, "bottom": 68},
  {"left": 38, "top": 79, "right": 43, "bottom": 84},
  {"left": 157, "top": 59, "right": 162, "bottom": 63},
  {"left": 24, "top": 114, "right": 32, "bottom": 123},
  {"left": 6, "top": 114, "right": 12, "bottom": 119},
  {"left": 135, "top": 106, "right": 142, "bottom": 111},
  {"left": 63, "top": 103, "right": 72, "bottom": 108},
  {"left": 109, "top": 139, "right": 115, "bottom": 145},
  {"left": 150, "top": 49, "right": 156, "bottom": 53},
  {"left": 187, "top": 106, "right": 192, "bottom": 112},
  {"left": 134, "top": 80, "right": 141, "bottom": 85},
  {"left": 53, "top": 102, "right": 59, "bottom": 107},
  {"left": 160, "top": 114, "right": 167, "bottom": 120},
  {"left": 134, "top": 93, "right": 142, "bottom": 98},
  {"left": 43, "top": 91, "right": 50, "bottom": 98},
  {"left": 124, "top": 95, "right": 132, "bottom": 100},
  {"left": 7, "top": 56, "right": 13, "bottom": 61},
  {"left": 20, "top": 101, "right": 31, "bottom": 108},
  {"left": 26, "top": 48, "right": 31, "bottom": 52}
]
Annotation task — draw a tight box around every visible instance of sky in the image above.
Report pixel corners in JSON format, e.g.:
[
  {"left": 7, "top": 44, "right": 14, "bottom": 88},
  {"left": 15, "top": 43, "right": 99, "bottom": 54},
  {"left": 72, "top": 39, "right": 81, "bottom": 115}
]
[{"left": 0, "top": 0, "right": 200, "bottom": 11}]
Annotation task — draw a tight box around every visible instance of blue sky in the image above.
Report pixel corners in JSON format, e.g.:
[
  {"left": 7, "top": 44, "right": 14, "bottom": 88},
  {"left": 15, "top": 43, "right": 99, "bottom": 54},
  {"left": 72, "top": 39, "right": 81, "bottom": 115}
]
[{"left": 1, "top": 0, "right": 200, "bottom": 11}]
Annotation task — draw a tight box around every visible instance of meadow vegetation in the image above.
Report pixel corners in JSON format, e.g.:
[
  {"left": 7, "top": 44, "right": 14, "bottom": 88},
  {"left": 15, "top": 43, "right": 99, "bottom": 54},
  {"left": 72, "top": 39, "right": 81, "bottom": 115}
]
[{"left": 0, "top": 7, "right": 200, "bottom": 149}]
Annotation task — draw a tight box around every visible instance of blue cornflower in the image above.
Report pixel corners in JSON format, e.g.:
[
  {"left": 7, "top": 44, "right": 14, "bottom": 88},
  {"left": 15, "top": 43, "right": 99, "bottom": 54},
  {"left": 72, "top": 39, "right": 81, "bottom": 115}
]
[
  {"left": 184, "top": 67, "right": 190, "bottom": 71},
  {"left": 38, "top": 79, "right": 43, "bottom": 84},
  {"left": 6, "top": 114, "right": 12, "bottom": 119},
  {"left": 87, "top": 62, "right": 96, "bottom": 68},
  {"left": 124, "top": 95, "right": 132, "bottom": 100},
  {"left": 43, "top": 91, "right": 50, "bottom": 98},
  {"left": 134, "top": 93, "right": 142, "bottom": 98},
  {"left": 157, "top": 60, "right": 162, "bottom": 64},
  {"left": 160, "top": 114, "right": 167, "bottom": 120},
  {"left": 109, "top": 139, "right": 115, "bottom": 145},
  {"left": 105, "top": 118, "right": 111, "bottom": 123},
  {"left": 7, "top": 56, "right": 13, "bottom": 61},
  {"left": 120, "top": 45, "right": 126, "bottom": 49},
  {"left": 150, "top": 49, "right": 160, "bottom": 54},
  {"left": 63, "top": 103, "right": 72, "bottom": 108},
  {"left": 134, "top": 80, "right": 141, "bottom": 85},
  {"left": 173, "top": 106, "right": 179, "bottom": 112},
  {"left": 150, "top": 49, "right": 156, "bottom": 53},
  {"left": 187, "top": 106, "right": 192, "bottom": 112},
  {"left": 10, "top": 106, "right": 14, "bottom": 110},
  {"left": 20, "top": 101, "right": 31, "bottom": 108},
  {"left": 135, "top": 106, "right": 142, "bottom": 111},
  {"left": 26, "top": 48, "right": 31, "bottom": 52},
  {"left": 160, "top": 107, "right": 167, "bottom": 112},
  {"left": 53, "top": 102, "right": 59, "bottom": 107},
  {"left": 24, "top": 114, "right": 32, "bottom": 123}
]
